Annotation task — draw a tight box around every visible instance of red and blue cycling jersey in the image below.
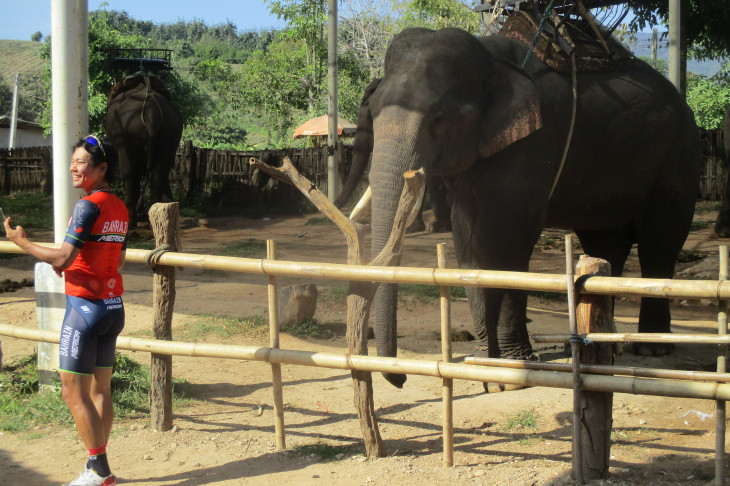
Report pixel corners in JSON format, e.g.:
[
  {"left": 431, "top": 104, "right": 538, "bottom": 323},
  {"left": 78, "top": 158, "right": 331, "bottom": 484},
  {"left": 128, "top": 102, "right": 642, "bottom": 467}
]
[{"left": 63, "top": 190, "right": 129, "bottom": 300}]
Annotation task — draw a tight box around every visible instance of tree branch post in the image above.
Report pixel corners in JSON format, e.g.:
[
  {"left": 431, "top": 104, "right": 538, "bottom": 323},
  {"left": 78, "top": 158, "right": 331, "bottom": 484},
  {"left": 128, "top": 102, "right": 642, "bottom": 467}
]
[{"left": 250, "top": 157, "right": 425, "bottom": 458}]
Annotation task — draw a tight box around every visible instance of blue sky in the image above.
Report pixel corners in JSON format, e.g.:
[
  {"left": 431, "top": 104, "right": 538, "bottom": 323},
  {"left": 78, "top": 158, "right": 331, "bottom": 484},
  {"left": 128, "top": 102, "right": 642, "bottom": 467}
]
[{"left": 0, "top": 0, "right": 286, "bottom": 41}]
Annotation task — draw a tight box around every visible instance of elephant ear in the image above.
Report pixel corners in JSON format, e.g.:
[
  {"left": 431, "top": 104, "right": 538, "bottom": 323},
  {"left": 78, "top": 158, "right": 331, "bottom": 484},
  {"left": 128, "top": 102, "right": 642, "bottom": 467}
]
[{"left": 479, "top": 59, "right": 542, "bottom": 159}]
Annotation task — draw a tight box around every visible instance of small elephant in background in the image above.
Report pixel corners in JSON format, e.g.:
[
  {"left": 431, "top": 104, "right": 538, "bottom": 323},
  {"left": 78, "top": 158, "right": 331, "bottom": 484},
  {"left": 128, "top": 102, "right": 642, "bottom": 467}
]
[{"left": 105, "top": 73, "right": 183, "bottom": 228}]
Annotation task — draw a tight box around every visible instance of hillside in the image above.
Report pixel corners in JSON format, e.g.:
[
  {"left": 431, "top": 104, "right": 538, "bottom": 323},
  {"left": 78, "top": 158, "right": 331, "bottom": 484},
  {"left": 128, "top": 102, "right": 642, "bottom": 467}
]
[
  {"left": 630, "top": 32, "right": 724, "bottom": 77},
  {"left": 0, "top": 39, "right": 45, "bottom": 82}
]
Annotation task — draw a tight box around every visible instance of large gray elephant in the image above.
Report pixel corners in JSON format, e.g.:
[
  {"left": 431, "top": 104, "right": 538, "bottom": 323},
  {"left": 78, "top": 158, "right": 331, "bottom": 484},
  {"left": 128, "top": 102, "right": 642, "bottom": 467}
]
[
  {"left": 105, "top": 73, "right": 183, "bottom": 228},
  {"left": 336, "top": 27, "right": 701, "bottom": 390},
  {"left": 713, "top": 107, "right": 730, "bottom": 237}
]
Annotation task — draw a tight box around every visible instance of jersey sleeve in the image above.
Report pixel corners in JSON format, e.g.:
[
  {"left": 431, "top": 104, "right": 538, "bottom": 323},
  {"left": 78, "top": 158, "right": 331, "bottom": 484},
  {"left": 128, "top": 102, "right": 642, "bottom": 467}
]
[{"left": 63, "top": 199, "right": 100, "bottom": 249}]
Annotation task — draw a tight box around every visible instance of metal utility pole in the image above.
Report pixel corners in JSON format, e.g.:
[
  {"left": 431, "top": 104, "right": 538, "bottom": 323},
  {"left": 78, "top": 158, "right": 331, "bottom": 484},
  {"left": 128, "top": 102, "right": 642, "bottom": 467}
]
[
  {"left": 51, "top": 0, "right": 88, "bottom": 243},
  {"left": 8, "top": 73, "right": 20, "bottom": 149},
  {"left": 327, "top": 0, "right": 339, "bottom": 202},
  {"left": 651, "top": 28, "right": 657, "bottom": 69},
  {"left": 668, "top": 0, "right": 686, "bottom": 97}
]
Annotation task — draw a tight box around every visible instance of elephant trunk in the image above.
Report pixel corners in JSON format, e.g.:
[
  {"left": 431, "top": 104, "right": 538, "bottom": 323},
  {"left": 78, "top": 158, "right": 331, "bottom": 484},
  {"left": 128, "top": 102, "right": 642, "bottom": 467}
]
[{"left": 370, "top": 113, "right": 423, "bottom": 388}]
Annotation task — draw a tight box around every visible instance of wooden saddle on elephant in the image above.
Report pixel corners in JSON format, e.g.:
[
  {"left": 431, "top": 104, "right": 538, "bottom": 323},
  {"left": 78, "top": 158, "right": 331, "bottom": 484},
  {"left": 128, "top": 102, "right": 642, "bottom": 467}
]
[
  {"left": 108, "top": 72, "right": 173, "bottom": 102},
  {"left": 498, "top": 9, "right": 633, "bottom": 73}
]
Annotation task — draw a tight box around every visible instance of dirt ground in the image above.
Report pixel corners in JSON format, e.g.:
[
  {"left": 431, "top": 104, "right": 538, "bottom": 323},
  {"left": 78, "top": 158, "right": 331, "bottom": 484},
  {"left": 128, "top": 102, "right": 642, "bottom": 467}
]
[{"left": 2, "top": 203, "right": 730, "bottom": 485}]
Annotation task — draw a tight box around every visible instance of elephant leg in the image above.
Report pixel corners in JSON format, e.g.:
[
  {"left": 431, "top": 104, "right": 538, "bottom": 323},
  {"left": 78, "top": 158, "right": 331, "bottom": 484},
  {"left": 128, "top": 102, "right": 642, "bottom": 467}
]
[
  {"left": 574, "top": 228, "right": 634, "bottom": 278},
  {"left": 715, "top": 175, "right": 730, "bottom": 237}
]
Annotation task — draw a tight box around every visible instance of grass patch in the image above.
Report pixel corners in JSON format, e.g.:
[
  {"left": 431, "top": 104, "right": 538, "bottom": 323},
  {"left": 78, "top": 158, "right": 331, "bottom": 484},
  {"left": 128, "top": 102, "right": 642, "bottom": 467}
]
[
  {"left": 304, "top": 217, "right": 335, "bottom": 226},
  {"left": 0, "top": 192, "right": 53, "bottom": 231},
  {"left": 176, "top": 314, "right": 268, "bottom": 342},
  {"left": 320, "top": 286, "right": 349, "bottom": 305},
  {"left": 126, "top": 241, "right": 156, "bottom": 250},
  {"left": 0, "top": 353, "right": 191, "bottom": 432},
  {"left": 677, "top": 249, "right": 706, "bottom": 263},
  {"left": 284, "top": 318, "right": 335, "bottom": 339},
  {"left": 528, "top": 291, "right": 567, "bottom": 304},
  {"left": 218, "top": 239, "right": 267, "bottom": 258},
  {"left": 398, "top": 284, "right": 467, "bottom": 303},
  {"left": 503, "top": 408, "right": 539, "bottom": 432},
  {"left": 289, "top": 442, "right": 357, "bottom": 461},
  {"left": 690, "top": 220, "right": 714, "bottom": 231},
  {"left": 695, "top": 201, "right": 722, "bottom": 214}
]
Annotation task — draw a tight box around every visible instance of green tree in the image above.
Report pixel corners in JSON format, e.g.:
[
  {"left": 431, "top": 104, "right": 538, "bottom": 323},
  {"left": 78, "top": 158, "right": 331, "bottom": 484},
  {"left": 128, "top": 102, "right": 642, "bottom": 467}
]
[
  {"left": 31, "top": 31, "right": 43, "bottom": 42},
  {"left": 686, "top": 63, "right": 730, "bottom": 130},
  {"left": 394, "top": 0, "right": 482, "bottom": 34},
  {"left": 266, "top": 0, "right": 328, "bottom": 113}
]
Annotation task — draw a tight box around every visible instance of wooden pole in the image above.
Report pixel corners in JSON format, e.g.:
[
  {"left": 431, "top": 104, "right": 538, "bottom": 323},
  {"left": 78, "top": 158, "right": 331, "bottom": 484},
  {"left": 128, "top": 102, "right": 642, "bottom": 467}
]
[
  {"left": 575, "top": 256, "right": 613, "bottom": 480},
  {"left": 438, "top": 243, "right": 453, "bottom": 467},
  {"left": 148, "top": 202, "right": 179, "bottom": 432},
  {"left": 565, "top": 236, "right": 583, "bottom": 484},
  {"left": 268, "top": 240, "right": 286, "bottom": 450},
  {"left": 716, "top": 246, "right": 728, "bottom": 486}
]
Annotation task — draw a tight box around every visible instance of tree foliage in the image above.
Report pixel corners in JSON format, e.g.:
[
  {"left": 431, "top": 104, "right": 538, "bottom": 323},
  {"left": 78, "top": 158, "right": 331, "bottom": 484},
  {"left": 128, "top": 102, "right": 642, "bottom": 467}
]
[
  {"left": 686, "top": 64, "right": 730, "bottom": 130},
  {"left": 627, "top": 0, "right": 730, "bottom": 59}
]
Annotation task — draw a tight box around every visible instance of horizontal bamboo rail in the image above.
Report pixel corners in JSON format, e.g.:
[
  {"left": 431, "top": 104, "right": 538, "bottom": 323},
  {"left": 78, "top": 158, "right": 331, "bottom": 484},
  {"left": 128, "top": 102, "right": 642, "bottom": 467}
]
[
  {"left": 533, "top": 333, "right": 730, "bottom": 344},
  {"left": 3, "top": 322, "right": 730, "bottom": 402},
  {"left": 1, "top": 241, "right": 728, "bottom": 300},
  {"left": 465, "top": 356, "right": 730, "bottom": 383}
]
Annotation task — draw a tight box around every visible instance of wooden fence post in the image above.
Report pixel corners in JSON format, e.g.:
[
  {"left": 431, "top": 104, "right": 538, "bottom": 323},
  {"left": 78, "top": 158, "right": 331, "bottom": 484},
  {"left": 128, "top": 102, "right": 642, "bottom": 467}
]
[
  {"left": 574, "top": 255, "right": 614, "bottom": 480},
  {"left": 149, "top": 202, "right": 179, "bottom": 432}
]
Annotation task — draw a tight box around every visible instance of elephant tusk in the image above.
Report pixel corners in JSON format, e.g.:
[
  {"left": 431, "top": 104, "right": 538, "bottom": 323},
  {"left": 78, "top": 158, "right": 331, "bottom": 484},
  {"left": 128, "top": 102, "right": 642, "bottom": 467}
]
[
  {"left": 406, "top": 181, "right": 426, "bottom": 228},
  {"left": 349, "top": 186, "right": 372, "bottom": 223}
]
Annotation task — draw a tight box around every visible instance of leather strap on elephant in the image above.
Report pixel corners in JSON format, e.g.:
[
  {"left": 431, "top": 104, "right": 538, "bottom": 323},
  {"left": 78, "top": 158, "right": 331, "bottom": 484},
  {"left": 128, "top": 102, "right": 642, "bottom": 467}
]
[{"left": 548, "top": 50, "right": 577, "bottom": 200}]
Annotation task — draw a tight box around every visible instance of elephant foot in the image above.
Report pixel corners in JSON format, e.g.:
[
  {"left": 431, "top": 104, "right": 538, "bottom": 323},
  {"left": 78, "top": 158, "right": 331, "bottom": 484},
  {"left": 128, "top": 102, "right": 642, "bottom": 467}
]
[
  {"left": 406, "top": 219, "right": 426, "bottom": 234},
  {"left": 474, "top": 345, "right": 537, "bottom": 393},
  {"left": 715, "top": 223, "right": 730, "bottom": 238},
  {"left": 426, "top": 220, "right": 452, "bottom": 233},
  {"left": 631, "top": 342, "right": 675, "bottom": 357},
  {"left": 382, "top": 372, "right": 407, "bottom": 388},
  {"left": 485, "top": 382, "right": 526, "bottom": 393}
]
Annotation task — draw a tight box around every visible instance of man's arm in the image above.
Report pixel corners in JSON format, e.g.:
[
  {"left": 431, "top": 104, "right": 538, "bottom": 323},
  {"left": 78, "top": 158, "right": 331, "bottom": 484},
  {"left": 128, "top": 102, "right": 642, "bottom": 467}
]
[{"left": 4, "top": 217, "right": 80, "bottom": 269}]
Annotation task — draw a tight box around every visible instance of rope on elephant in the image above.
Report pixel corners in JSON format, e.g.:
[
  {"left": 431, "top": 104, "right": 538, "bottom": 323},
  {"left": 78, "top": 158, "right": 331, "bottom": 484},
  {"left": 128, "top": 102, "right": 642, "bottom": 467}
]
[
  {"left": 521, "top": 0, "right": 557, "bottom": 69},
  {"left": 145, "top": 243, "right": 176, "bottom": 271},
  {"left": 548, "top": 50, "right": 578, "bottom": 200}
]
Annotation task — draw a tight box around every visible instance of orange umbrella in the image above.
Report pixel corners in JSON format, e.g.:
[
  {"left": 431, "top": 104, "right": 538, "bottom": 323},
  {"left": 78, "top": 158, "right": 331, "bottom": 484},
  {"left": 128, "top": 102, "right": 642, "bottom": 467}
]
[{"left": 292, "top": 114, "right": 357, "bottom": 139}]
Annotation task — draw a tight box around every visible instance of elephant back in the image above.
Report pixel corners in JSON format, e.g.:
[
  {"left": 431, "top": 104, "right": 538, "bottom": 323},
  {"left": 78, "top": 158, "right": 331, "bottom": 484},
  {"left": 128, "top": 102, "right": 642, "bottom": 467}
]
[{"left": 108, "top": 72, "right": 173, "bottom": 104}]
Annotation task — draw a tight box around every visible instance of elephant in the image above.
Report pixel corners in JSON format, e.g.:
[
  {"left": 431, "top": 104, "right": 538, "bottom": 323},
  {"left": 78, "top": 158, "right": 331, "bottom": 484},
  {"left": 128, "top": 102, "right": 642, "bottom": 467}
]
[
  {"left": 713, "top": 107, "right": 730, "bottom": 237},
  {"left": 105, "top": 73, "right": 183, "bottom": 228},
  {"left": 335, "top": 27, "right": 702, "bottom": 391}
]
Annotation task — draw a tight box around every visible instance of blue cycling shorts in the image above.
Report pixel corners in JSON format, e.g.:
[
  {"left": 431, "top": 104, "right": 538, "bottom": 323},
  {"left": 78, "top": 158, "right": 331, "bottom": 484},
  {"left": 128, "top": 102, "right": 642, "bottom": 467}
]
[{"left": 59, "top": 295, "right": 125, "bottom": 375}]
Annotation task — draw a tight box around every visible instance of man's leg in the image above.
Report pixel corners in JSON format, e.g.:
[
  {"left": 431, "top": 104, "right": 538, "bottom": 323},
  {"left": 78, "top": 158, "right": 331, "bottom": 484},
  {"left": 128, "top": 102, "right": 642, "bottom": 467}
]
[
  {"left": 90, "top": 367, "right": 114, "bottom": 443},
  {"left": 60, "top": 371, "right": 106, "bottom": 449}
]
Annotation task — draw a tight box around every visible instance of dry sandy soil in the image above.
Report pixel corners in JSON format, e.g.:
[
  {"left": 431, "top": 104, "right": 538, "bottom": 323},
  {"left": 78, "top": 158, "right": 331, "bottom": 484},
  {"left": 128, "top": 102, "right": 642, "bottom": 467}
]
[{"left": 1, "top": 203, "right": 730, "bottom": 485}]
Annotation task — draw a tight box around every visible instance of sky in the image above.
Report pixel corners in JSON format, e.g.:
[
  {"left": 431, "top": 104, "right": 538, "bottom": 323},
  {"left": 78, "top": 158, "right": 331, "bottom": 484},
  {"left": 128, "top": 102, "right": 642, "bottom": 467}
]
[{"left": 0, "top": 0, "right": 287, "bottom": 41}]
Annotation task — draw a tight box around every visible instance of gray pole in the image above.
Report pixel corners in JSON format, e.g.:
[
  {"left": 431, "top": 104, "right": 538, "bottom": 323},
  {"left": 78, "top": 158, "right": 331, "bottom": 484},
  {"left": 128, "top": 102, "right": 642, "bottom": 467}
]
[
  {"left": 51, "top": 0, "right": 88, "bottom": 244},
  {"left": 651, "top": 28, "right": 657, "bottom": 69},
  {"left": 8, "top": 74, "right": 20, "bottom": 149},
  {"left": 668, "top": 0, "right": 681, "bottom": 94},
  {"left": 327, "top": 0, "right": 339, "bottom": 202}
]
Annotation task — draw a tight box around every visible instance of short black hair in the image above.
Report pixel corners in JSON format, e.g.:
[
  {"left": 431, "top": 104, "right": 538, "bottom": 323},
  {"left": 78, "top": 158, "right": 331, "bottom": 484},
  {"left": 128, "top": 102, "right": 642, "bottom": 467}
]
[{"left": 73, "top": 135, "right": 119, "bottom": 184}]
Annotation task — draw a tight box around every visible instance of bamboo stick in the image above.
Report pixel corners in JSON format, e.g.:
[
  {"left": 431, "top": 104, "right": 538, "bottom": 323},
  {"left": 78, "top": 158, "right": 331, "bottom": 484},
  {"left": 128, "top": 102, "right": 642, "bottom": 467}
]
[
  {"left": 3, "top": 240, "right": 730, "bottom": 301},
  {"left": 533, "top": 333, "right": 730, "bottom": 344},
  {"left": 268, "top": 240, "right": 286, "bottom": 451},
  {"left": 438, "top": 243, "right": 453, "bottom": 468},
  {"left": 565, "top": 236, "right": 583, "bottom": 484},
  {"left": 5, "top": 322, "right": 730, "bottom": 401},
  {"left": 464, "top": 357, "right": 730, "bottom": 383},
  {"left": 717, "top": 246, "right": 728, "bottom": 486}
]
